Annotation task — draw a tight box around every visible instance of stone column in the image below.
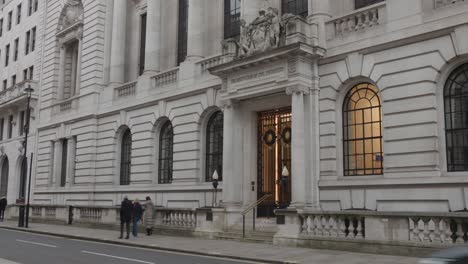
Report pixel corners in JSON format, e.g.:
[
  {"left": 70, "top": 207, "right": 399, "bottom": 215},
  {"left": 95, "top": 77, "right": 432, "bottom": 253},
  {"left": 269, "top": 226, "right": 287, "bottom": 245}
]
[
  {"left": 66, "top": 137, "right": 76, "bottom": 187},
  {"left": 53, "top": 139, "right": 63, "bottom": 187},
  {"left": 308, "top": 0, "right": 330, "bottom": 48},
  {"left": 221, "top": 100, "right": 241, "bottom": 207},
  {"left": 186, "top": 0, "right": 204, "bottom": 61},
  {"left": 144, "top": 0, "right": 161, "bottom": 73},
  {"left": 109, "top": 0, "right": 127, "bottom": 84},
  {"left": 286, "top": 86, "right": 308, "bottom": 208}
]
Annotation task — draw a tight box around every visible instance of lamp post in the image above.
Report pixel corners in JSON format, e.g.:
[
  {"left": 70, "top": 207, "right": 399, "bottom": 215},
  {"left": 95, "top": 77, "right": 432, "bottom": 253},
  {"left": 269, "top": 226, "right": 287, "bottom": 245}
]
[
  {"left": 212, "top": 170, "right": 219, "bottom": 207},
  {"left": 23, "top": 85, "right": 34, "bottom": 228},
  {"left": 280, "top": 166, "right": 289, "bottom": 209}
]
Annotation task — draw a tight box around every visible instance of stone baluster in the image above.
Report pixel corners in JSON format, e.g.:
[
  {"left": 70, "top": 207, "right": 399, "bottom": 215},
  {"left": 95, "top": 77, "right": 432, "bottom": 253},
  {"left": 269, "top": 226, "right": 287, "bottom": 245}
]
[
  {"left": 456, "top": 220, "right": 464, "bottom": 244},
  {"left": 337, "top": 217, "right": 346, "bottom": 238}
]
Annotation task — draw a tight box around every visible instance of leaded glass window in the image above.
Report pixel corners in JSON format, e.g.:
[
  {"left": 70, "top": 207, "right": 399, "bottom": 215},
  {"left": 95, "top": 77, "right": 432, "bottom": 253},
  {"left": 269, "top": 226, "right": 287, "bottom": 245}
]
[
  {"left": 343, "top": 83, "right": 383, "bottom": 176},
  {"left": 158, "top": 121, "right": 173, "bottom": 184},
  {"left": 206, "top": 111, "right": 223, "bottom": 182},
  {"left": 282, "top": 0, "right": 308, "bottom": 17},
  {"left": 224, "top": 0, "right": 241, "bottom": 39},
  {"left": 120, "top": 129, "right": 132, "bottom": 185},
  {"left": 444, "top": 63, "right": 468, "bottom": 171}
]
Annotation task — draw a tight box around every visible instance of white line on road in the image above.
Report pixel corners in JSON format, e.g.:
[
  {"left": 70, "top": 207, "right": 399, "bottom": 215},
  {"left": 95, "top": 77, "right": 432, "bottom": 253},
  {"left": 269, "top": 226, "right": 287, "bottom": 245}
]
[
  {"left": 81, "top": 251, "right": 155, "bottom": 264},
  {"left": 16, "top": 239, "right": 57, "bottom": 248}
]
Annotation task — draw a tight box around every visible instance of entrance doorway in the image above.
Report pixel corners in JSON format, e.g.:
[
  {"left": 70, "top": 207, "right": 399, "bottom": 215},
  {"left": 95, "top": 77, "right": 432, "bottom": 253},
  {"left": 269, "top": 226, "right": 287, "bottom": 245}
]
[{"left": 257, "top": 108, "right": 291, "bottom": 217}]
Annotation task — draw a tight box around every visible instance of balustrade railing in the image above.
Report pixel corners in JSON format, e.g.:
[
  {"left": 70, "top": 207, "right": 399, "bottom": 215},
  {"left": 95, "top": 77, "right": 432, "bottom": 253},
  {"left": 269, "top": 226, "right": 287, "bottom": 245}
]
[
  {"left": 45, "top": 207, "right": 57, "bottom": 218},
  {"left": 114, "top": 81, "right": 137, "bottom": 98},
  {"left": 31, "top": 207, "right": 42, "bottom": 217},
  {"left": 59, "top": 100, "right": 72, "bottom": 111},
  {"left": 152, "top": 68, "right": 179, "bottom": 88},
  {"left": 299, "top": 212, "right": 365, "bottom": 239},
  {"left": 199, "top": 54, "right": 233, "bottom": 73},
  {"left": 79, "top": 207, "right": 103, "bottom": 222},
  {"left": 0, "top": 80, "right": 38, "bottom": 106},
  {"left": 409, "top": 216, "right": 468, "bottom": 244},
  {"left": 327, "top": 2, "right": 386, "bottom": 39},
  {"left": 435, "top": 0, "right": 466, "bottom": 8},
  {"left": 159, "top": 209, "right": 197, "bottom": 229}
]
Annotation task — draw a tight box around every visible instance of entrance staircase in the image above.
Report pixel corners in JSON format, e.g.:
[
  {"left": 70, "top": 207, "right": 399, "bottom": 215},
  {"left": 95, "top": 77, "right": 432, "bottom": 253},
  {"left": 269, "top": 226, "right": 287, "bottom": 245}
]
[{"left": 216, "top": 218, "right": 278, "bottom": 244}]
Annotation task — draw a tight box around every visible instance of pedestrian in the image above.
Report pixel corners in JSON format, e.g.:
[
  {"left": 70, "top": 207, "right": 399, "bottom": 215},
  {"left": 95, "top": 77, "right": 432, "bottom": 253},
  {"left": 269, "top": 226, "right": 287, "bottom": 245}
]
[
  {"left": 0, "top": 197, "right": 7, "bottom": 222},
  {"left": 132, "top": 198, "right": 143, "bottom": 237},
  {"left": 143, "top": 196, "right": 155, "bottom": 236},
  {"left": 119, "top": 196, "right": 133, "bottom": 239}
]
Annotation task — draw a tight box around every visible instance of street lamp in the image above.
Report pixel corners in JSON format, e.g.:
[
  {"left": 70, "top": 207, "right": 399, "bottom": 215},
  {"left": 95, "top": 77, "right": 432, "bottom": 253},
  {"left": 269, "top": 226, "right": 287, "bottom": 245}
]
[
  {"left": 212, "top": 170, "right": 219, "bottom": 207},
  {"left": 280, "top": 166, "right": 289, "bottom": 209},
  {"left": 23, "top": 85, "right": 34, "bottom": 228}
]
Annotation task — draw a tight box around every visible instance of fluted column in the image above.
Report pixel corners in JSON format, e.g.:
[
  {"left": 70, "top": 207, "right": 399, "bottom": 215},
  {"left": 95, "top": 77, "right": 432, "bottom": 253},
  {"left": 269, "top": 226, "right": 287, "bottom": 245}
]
[
  {"left": 109, "top": 0, "right": 127, "bottom": 84},
  {"left": 144, "top": 0, "right": 161, "bottom": 73},
  {"left": 286, "top": 86, "right": 308, "bottom": 208},
  {"left": 186, "top": 0, "right": 204, "bottom": 61}
]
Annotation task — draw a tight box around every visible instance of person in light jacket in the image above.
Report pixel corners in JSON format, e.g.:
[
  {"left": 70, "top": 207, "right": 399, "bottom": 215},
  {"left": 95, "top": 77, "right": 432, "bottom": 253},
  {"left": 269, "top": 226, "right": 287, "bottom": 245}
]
[{"left": 143, "top": 196, "right": 155, "bottom": 236}]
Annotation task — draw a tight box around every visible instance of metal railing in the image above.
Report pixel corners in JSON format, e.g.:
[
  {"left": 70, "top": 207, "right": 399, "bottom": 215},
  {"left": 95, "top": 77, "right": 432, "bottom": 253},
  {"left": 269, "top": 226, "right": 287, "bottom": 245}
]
[{"left": 241, "top": 194, "right": 271, "bottom": 238}]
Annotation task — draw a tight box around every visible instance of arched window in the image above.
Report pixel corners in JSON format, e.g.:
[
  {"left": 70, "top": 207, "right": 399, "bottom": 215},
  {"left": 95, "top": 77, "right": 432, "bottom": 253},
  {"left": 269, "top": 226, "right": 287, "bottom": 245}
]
[
  {"left": 0, "top": 157, "right": 9, "bottom": 198},
  {"left": 158, "top": 121, "right": 173, "bottom": 184},
  {"left": 343, "top": 83, "right": 383, "bottom": 176},
  {"left": 120, "top": 129, "right": 132, "bottom": 185},
  {"left": 444, "top": 63, "right": 468, "bottom": 172},
  {"left": 206, "top": 111, "right": 223, "bottom": 181}
]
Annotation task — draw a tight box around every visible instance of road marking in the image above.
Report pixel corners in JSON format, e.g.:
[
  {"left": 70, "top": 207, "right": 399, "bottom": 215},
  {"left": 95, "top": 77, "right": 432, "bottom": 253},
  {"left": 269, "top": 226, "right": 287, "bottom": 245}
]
[
  {"left": 16, "top": 239, "right": 57, "bottom": 248},
  {"left": 81, "top": 251, "right": 155, "bottom": 264}
]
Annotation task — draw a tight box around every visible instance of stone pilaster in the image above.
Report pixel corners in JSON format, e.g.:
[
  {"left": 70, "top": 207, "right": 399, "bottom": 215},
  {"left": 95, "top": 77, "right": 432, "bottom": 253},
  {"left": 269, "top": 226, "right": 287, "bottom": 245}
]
[
  {"left": 66, "top": 136, "right": 76, "bottom": 187},
  {"left": 109, "top": 0, "right": 127, "bottom": 84},
  {"left": 53, "top": 139, "right": 63, "bottom": 187},
  {"left": 144, "top": 0, "right": 161, "bottom": 73},
  {"left": 186, "top": 0, "right": 204, "bottom": 61}
]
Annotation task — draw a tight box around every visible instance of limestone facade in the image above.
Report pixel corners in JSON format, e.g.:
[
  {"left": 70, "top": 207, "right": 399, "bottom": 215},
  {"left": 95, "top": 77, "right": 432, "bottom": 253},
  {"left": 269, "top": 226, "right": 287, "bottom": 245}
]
[{"left": 14, "top": 0, "right": 468, "bottom": 218}]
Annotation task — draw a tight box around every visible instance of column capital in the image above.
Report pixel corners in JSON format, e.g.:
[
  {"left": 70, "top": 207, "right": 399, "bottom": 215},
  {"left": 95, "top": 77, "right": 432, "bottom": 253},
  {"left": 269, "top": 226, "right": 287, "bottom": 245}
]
[
  {"left": 286, "top": 85, "right": 310, "bottom": 95},
  {"left": 221, "top": 99, "right": 239, "bottom": 109}
]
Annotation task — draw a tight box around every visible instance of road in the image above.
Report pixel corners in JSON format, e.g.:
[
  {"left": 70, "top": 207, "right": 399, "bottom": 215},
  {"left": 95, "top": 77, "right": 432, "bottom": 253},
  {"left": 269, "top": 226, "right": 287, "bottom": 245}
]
[{"left": 0, "top": 229, "right": 266, "bottom": 264}]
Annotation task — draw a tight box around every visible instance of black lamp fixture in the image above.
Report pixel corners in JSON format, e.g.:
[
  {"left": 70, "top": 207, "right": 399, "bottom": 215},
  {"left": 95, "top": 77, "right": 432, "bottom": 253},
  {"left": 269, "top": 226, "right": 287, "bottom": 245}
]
[{"left": 281, "top": 165, "right": 289, "bottom": 185}]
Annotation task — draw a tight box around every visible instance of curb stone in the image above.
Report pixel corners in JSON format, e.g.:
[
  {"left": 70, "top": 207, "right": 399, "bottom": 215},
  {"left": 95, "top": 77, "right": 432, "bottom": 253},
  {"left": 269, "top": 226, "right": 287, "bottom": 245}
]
[{"left": 0, "top": 226, "right": 294, "bottom": 264}]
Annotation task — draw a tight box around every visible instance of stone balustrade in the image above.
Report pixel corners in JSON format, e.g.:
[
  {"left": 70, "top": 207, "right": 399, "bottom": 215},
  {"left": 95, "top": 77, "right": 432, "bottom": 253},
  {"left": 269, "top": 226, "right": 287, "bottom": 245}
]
[
  {"left": 299, "top": 212, "right": 365, "bottom": 239},
  {"left": 0, "top": 80, "right": 39, "bottom": 106},
  {"left": 78, "top": 207, "right": 103, "bottom": 222},
  {"left": 435, "top": 0, "right": 466, "bottom": 8},
  {"left": 199, "top": 54, "right": 234, "bottom": 73},
  {"left": 114, "top": 81, "right": 137, "bottom": 98},
  {"left": 409, "top": 216, "right": 468, "bottom": 244},
  {"left": 157, "top": 208, "right": 197, "bottom": 229},
  {"left": 151, "top": 68, "right": 179, "bottom": 88},
  {"left": 327, "top": 2, "right": 386, "bottom": 39},
  {"left": 59, "top": 100, "right": 72, "bottom": 111}
]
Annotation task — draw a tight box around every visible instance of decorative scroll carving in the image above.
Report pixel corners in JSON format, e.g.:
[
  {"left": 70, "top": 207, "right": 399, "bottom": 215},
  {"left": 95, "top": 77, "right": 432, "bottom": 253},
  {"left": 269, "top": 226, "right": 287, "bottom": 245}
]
[
  {"left": 58, "top": 0, "right": 84, "bottom": 31},
  {"left": 223, "top": 5, "right": 295, "bottom": 58}
]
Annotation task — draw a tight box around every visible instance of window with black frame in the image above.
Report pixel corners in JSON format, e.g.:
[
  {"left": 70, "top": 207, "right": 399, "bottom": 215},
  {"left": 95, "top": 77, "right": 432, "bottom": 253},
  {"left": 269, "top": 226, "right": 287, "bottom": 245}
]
[
  {"left": 281, "top": 0, "right": 308, "bottom": 17},
  {"left": 224, "top": 0, "right": 241, "bottom": 39},
  {"left": 355, "top": 0, "right": 384, "bottom": 9},
  {"left": 120, "top": 129, "right": 132, "bottom": 185},
  {"left": 343, "top": 83, "right": 383, "bottom": 176},
  {"left": 444, "top": 63, "right": 468, "bottom": 172},
  {"left": 177, "top": 0, "right": 188, "bottom": 65},
  {"left": 158, "top": 121, "right": 174, "bottom": 184},
  {"left": 206, "top": 111, "right": 223, "bottom": 182}
]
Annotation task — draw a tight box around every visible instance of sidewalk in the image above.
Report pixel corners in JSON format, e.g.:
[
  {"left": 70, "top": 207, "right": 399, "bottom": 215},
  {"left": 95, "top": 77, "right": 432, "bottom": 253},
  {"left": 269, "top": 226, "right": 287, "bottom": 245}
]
[{"left": 0, "top": 221, "right": 420, "bottom": 264}]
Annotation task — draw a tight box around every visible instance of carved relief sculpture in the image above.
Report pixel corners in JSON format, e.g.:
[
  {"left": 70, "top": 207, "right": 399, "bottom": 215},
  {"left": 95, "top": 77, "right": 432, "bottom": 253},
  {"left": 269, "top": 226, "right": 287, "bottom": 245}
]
[{"left": 58, "top": 0, "right": 84, "bottom": 31}]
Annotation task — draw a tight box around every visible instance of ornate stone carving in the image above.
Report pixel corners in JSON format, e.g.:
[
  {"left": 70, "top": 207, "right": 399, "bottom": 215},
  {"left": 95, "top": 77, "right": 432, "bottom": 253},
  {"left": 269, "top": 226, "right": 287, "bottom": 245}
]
[
  {"left": 223, "top": 5, "right": 295, "bottom": 58},
  {"left": 58, "top": 0, "right": 84, "bottom": 31}
]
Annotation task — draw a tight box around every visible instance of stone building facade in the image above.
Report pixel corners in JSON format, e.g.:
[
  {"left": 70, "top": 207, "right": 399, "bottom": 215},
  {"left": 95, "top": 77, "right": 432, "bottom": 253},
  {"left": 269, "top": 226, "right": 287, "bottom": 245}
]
[{"left": 14, "top": 0, "right": 468, "bottom": 229}]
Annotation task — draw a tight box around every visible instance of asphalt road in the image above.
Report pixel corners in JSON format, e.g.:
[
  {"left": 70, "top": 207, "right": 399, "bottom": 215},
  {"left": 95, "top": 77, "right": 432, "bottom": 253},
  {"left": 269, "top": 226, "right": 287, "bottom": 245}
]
[{"left": 0, "top": 229, "right": 265, "bottom": 264}]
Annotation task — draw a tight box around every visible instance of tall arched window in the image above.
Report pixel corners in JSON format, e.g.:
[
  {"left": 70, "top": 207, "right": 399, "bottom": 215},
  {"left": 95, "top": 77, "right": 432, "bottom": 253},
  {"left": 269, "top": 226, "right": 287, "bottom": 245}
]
[
  {"left": 343, "top": 83, "right": 383, "bottom": 176},
  {"left": 444, "top": 63, "right": 468, "bottom": 171},
  {"left": 206, "top": 111, "right": 223, "bottom": 182},
  {"left": 0, "top": 157, "right": 9, "bottom": 198},
  {"left": 158, "top": 121, "right": 173, "bottom": 184},
  {"left": 120, "top": 129, "right": 132, "bottom": 185}
]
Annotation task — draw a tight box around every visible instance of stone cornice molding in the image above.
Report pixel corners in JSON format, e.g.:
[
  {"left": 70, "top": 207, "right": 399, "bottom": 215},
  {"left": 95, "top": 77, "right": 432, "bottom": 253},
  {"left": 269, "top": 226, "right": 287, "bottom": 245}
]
[{"left": 220, "top": 99, "right": 239, "bottom": 109}]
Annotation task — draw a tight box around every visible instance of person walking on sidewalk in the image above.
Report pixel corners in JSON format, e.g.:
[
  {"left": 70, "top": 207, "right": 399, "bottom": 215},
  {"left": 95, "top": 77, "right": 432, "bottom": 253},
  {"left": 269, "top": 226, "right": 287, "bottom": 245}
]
[
  {"left": 143, "top": 196, "right": 155, "bottom": 236},
  {"left": 0, "top": 197, "right": 7, "bottom": 221},
  {"left": 132, "top": 199, "right": 143, "bottom": 237},
  {"left": 119, "top": 196, "right": 133, "bottom": 239}
]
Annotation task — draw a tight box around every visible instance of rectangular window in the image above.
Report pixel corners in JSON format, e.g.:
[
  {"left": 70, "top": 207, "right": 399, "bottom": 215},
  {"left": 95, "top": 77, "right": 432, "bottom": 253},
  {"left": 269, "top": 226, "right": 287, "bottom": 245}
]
[
  {"left": 23, "top": 68, "right": 28, "bottom": 80},
  {"left": 17, "top": 4, "right": 21, "bottom": 24},
  {"left": 11, "top": 75, "right": 16, "bottom": 86},
  {"left": 14, "top": 38, "right": 18, "bottom": 61},
  {"left": 139, "top": 13, "right": 147, "bottom": 76},
  {"left": 0, "top": 118, "right": 4, "bottom": 141},
  {"left": 5, "top": 44, "right": 9, "bottom": 66},
  {"left": 31, "top": 27, "right": 36, "bottom": 51},
  {"left": 8, "top": 115, "right": 13, "bottom": 139},
  {"left": 177, "top": 0, "right": 188, "bottom": 66},
  {"left": 29, "top": 66, "right": 33, "bottom": 80},
  {"left": 60, "top": 138, "right": 68, "bottom": 187},
  {"left": 224, "top": 0, "right": 241, "bottom": 39},
  {"left": 7, "top": 11, "right": 12, "bottom": 30},
  {"left": 282, "top": 0, "right": 308, "bottom": 17},
  {"left": 25, "top": 30, "right": 30, "bottom": 55},
  {"left": 19, "top": 111, "right": 24, "bottom": 136},
  {"left": 0, "top": 19, "right": 3, "bottom": 37},
  {"left": 2, "top": 80, "right": 6, "bottom": 90},
  {"left": 28, "top": 0, "right": 32, "bottom": 16},
  {"left": 34, "top": 0, "right": 38, "bottom": 12},
  {"left": 355, "top": 0, "right": 384, "bottom": 9}
]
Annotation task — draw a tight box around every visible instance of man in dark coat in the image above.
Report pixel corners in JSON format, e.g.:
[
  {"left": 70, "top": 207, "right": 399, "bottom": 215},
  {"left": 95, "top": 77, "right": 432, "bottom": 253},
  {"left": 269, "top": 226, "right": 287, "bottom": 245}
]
[
  {"left": 0, "top": 197, "right": 6, "bottom": 221},
  {"left": 119, "top": 196, "right": 133, "bottom": 239}
]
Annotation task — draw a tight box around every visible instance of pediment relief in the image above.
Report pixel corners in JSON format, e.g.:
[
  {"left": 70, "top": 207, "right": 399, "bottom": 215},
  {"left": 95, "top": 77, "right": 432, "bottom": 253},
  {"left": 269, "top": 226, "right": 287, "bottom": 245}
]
[{"left": 58, "top": 0, "right": 84, "bottom": 32}]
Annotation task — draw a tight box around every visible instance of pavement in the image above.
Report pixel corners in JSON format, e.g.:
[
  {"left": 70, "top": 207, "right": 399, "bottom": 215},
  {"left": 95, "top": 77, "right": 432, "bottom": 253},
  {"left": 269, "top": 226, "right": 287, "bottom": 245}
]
[{"left": 0, "top": 221, "right": 421, "bottom": 264}]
